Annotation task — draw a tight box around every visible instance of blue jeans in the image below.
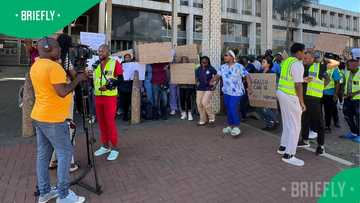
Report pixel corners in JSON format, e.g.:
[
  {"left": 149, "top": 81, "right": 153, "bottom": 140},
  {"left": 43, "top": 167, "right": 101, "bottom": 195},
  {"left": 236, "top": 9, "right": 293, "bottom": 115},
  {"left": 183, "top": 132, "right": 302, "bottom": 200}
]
[
  {"left": 343, "top": 99, "right": 360, "bottom": 135},
  {"left": 169, "top": 84, "right": 179, "bottom": 111},
  {"left": 224, "top": 94, "right": 242, "bottom": 126},
  {"left": 256, "top": 107, "right": 279, "bottom": 127},
  {"left": 152, "top": 84, "right": 168, "bottom": 118},
  {"left": 34, "top": 121, "right": 73, "bottom": 199},
  {"left": 144, "top": 80, "right": 153, "bottom": 105}
]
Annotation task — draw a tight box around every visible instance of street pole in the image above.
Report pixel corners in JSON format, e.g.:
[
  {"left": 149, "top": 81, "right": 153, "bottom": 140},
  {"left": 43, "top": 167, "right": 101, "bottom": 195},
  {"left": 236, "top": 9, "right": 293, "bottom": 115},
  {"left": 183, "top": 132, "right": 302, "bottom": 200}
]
[
  {"left": 171, "top": 0, "right": 178, "bottom": 47},
  {"left": 106, "top": 0, "right": 112, "bottom": 49}
]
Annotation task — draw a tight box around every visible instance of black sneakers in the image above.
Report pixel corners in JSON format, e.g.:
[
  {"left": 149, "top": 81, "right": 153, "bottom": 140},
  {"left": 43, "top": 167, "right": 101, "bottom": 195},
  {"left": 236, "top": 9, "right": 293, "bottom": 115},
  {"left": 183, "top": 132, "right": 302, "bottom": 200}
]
[
  {"left": 277, "top": 146, "right": 286, "bottom": 155},
  {"left": 316, "top": 146, "right": 325, "bottom": 156}
]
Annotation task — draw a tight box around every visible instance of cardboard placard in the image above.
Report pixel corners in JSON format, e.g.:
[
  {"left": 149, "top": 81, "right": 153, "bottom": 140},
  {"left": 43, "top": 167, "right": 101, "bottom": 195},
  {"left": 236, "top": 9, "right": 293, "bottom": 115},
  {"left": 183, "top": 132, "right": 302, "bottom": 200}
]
[
  {"left": 315, "top": 33, "right": 349, "bottom": 54},
  {"left": 80, "top": 32, "right": 106, "bottom": 50},
  {"left": 175, "top": 44, "right": 198, "bottom": 62},
  {"left": 122, "top": 62, "right": 146, "bottom": 81},
  {"left": 170, "top": 63, "right": 196, "bottom": 85},
  {"left": 138, "top": 42, "right": 173, "bottom": 64},
  {"left": 248, "top": 73, "right": 278, "bottom": 109}
]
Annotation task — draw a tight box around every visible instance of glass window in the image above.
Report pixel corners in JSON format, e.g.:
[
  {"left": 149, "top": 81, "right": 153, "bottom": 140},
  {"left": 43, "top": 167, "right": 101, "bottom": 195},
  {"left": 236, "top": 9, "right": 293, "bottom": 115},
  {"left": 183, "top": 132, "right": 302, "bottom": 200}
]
[
  {"left": 255, "top": 0, "right": 261, "bottom": 17},
  {"left": 193, "top": 0, "right": 203, "bottom": 8},
  {"left": 242, "top": 0, "right": 252, "bottom": 15},
  {"left": 194, "top": 16, "right": 202, "bottom": 32},
  {"left": 226, "top": 0, "right": 238, "bottom": 13},
  {"left": 150, "top": 0, "right": 170, "bottom": 2}
]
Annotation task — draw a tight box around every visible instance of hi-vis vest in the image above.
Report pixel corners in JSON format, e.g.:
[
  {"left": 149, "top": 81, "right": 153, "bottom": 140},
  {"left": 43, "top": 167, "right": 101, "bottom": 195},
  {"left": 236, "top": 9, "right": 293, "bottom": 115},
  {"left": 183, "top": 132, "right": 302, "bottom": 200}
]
[
  {"left": 278, "top": 57, "right": 298, "bottom": 96},
  {"left": 306, "top": 63, "right": 324, "bottom": 98},
  {"left": 344, "top": 69, "right": 360, "bottom": 100},
  {"left": 94, "top": 59, "right": 118, "bottom": 96},
  {"left": 324, "top": 68, "right": 336, "bottom": 90}
]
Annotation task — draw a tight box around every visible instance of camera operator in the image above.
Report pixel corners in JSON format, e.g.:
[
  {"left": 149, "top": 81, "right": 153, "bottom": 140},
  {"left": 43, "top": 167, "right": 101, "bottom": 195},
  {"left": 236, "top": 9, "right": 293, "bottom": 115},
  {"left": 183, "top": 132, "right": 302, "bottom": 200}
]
[
  {"left": 30, "top": 38, "right": 87, "bottom": 203},
  {"left": 92, "top": 44, "right": 124, "bottom": 161},
  {"left": 48, "top": 33, "right": 79, "bottom": 173}
]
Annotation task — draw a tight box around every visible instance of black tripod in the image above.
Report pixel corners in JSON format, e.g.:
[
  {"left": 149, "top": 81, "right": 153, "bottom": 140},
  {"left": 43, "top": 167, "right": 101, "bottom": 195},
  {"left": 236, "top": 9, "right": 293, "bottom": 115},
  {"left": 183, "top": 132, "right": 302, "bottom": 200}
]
[{"left": 70, "top": 80, "right": 102, "bottom": 195}]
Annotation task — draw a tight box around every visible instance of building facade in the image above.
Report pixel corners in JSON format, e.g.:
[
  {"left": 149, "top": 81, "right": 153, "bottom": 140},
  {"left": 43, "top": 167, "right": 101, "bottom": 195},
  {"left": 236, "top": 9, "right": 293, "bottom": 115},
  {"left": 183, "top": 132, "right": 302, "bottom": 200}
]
[
  {"left": 102, "top": 0, "right": 360, "bottom": 55},
  {"left": 0, "top": 0, "right": 359, "bottom": 66}
]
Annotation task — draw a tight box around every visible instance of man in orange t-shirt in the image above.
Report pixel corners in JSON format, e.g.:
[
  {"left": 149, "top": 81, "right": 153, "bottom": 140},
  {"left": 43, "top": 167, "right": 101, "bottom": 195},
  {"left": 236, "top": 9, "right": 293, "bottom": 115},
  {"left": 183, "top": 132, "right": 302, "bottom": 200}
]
[{"left": 30, "top": 38, "right": 87, "bottom": 203}]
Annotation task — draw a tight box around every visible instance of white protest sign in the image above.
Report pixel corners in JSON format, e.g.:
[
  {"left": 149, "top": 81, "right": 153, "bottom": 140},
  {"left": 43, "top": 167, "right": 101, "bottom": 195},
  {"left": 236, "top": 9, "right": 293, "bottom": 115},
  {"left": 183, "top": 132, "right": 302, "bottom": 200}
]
[
  {"left": 80, "top": 32, "right": 106, "bottom": 50},
  {"left": 352, "top": 48, "right": 360, "bottom": 59},
  {"left": 122, "top": 62, "right": 146, "bottom": 81}
]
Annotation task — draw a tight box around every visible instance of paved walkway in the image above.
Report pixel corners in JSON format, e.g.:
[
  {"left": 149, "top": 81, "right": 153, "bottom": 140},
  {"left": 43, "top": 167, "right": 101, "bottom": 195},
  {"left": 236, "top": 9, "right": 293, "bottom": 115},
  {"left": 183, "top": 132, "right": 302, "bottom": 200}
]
[{"left": 0, "top": 117, "right": 347, "bottom": 203}]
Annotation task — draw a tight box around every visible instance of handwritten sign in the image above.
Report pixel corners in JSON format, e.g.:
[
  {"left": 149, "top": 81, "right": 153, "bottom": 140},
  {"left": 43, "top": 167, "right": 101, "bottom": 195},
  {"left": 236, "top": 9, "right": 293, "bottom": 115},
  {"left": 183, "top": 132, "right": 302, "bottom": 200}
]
[
  {"left": 122, "top": 62, "right": 146, "bottom": 81},
  {"left": 315, "top": 33, "right": 349, "bottom": 54},
  {"left": 137, "top": 42, "right": 173, "bottom": 64},
  {"left": 80, "top": 32, "right": 106, "bottom": 50},
  {"left": 175, "top": 44, "right": 198, "bottom": 63},
  {"left": 248, "top": 73, "right": 277, "bottom": 109},
  {"left": 170, "top": 63, "right": 196, "bottom": 85}
]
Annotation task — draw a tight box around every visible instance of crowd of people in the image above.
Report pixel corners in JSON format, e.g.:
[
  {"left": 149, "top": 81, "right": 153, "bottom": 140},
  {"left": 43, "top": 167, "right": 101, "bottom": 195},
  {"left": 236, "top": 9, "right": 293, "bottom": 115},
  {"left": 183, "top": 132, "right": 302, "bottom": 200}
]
[{"left": 27, "top": 33, "right": 359, "bottom": 203}]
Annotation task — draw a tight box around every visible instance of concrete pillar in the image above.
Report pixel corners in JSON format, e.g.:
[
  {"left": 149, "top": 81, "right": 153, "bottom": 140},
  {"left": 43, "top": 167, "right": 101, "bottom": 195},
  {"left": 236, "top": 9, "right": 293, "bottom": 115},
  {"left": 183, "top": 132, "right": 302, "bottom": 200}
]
[
  {"left": 171, "top": 0, "right": 178, "bottom": 47},
  {"left": 251, "top": 0, "right": 256, "bottom": 16},
  {"left": 202, "top": 0, "right": 221, "bottom": 113},
  {"left": 260, "top": 0, "right": 272, "bottom": 53},
  {"left": 293, "top": 28, "right": 303, "bottom": 43},
  {"left": 98, "top": 0, "right": 106, "bottom": 33},
  {"left": 105, "top": 0, "right": 112, "bottom": 47},
  {"left": 186, "top": 14, "right": 194, "bottom": 44},
  {"left": 249, "top": 22, "right": 256, "bottom": 55}
]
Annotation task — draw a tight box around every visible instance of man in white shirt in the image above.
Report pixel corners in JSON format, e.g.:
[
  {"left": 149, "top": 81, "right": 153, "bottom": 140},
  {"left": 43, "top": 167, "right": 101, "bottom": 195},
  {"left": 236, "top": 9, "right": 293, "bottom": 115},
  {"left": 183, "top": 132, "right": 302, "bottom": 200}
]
[{"left": 277, "top": 43, "right": 306, "bottom": 166}]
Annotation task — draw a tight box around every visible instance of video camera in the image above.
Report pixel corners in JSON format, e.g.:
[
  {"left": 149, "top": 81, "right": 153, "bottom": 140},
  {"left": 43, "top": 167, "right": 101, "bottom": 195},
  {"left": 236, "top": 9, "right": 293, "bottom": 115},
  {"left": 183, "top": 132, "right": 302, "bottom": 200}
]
[{"left": 70, "top": 44, "right": 95, "bottom": 72}]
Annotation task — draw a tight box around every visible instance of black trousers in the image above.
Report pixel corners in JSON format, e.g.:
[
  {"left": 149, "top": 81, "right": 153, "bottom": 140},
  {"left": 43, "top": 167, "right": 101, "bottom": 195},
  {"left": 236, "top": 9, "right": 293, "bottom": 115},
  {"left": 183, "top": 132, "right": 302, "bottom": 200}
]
[
  {"left": 119, "top": 91, "right": 132, "bottom": 119},
  {"left": 301, "top": 97, "right": 325, "bottom": 145},
  {"left": 321, "top": 95, "right": 339, "bottom": 127},
  {"left": 343, "top": 99, "right": 360, "bottom": 135},
  {"left": 180, "top": 88, "right": 195, "bottom": 112}
]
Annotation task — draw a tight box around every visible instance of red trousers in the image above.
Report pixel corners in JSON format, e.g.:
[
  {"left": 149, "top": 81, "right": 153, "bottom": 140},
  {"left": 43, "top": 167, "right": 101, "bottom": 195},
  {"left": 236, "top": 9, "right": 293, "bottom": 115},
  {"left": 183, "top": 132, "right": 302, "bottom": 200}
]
[{"left": 95, "top": 96, "right": 118, "bottom": 147}]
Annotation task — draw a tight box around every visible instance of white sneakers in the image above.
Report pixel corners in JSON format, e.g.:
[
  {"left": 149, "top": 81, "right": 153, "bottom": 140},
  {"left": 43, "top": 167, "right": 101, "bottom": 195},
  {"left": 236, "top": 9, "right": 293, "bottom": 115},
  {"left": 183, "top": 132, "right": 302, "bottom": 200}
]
[
  {"left": 222, "top": 127, "right": 241, "bottom": 137},
  {"left": 180, "top": 112, "right": 187, "bottom": 120},
  {"left": 94, "top": 146, "right": 111, "bottom": 156},
  {"left": 56, "top": 190, "right": 85, "bottom": 203},
  {"left": 222, "top": 126, "right": 232, "bottom": 134},
  {"left": 309, "top": 130, "right": 318, "bottom": 139},
  {"left": 187, "top": 112, "right": 193, "bottom": 121},
  {"left": 282, "top": 156, "right": 305, "bottom": 167},
  {"left": 231, "top": 127, "right": 241, "bottom": 136},
  {"left": 180, "top": 111, "right": 193, "bottom": 121},
  {"left": 94, "top": 146, "right": 119, "bottom": 161},
  {"left": 170, "top": 110, "right": 176, "bottom": 115}
]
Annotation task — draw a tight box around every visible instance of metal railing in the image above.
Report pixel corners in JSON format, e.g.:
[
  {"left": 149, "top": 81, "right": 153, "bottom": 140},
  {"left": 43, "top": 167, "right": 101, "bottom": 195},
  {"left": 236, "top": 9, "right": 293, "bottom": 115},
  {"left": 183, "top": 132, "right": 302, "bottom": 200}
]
[
  {"left": 223, "top": 35, "right": 249, "bottom": 43},
  {"left": 193, "top": 32, "right": 202, "bottom": 40},
  {"left": 160, "top": 30, "right": 187, "bottom": 39}
]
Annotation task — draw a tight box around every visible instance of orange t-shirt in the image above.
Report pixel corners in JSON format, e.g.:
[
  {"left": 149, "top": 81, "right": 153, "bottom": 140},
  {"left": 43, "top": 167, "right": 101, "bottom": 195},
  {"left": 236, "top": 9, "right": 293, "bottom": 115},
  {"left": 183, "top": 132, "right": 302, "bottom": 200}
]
[{"left": 30, "top": 58, "right": 72, "bottom": 123}]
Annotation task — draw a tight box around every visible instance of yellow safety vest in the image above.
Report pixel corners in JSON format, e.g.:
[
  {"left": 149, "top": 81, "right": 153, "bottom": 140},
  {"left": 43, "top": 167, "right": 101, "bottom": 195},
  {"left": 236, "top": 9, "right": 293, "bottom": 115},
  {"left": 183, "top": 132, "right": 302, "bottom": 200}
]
[
  {"left": 278, "top": 57, "right": 298, "bottom": 96},
  {"left": 324, "top": 68, "right": 336, "bottom": 90},
  {"left": 306, "top": 63, "right": 324, "bottom": 98},
  {"left": 94, "top": 59, "right": 118, "bottom": 96},
  {"left": 344, "top": 69, "right": 360, "bottom": 100}
]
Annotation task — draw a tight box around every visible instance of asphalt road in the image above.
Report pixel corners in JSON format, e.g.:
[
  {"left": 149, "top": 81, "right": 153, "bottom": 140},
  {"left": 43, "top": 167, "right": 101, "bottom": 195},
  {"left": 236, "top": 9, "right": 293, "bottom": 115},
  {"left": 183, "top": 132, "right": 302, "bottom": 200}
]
[{"left": 0, "top": 66, "right": 358, "bottom": 165}]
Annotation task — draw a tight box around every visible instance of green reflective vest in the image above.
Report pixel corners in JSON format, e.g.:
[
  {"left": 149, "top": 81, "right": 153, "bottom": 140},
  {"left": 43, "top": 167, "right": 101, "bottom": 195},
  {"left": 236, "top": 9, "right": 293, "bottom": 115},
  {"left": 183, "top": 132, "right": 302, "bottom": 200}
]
[
  {"left": 306, "top": 63, "right": 324, "bottom": 98},
  {"left": 344, "top": 69, "right": 360, "bottom": 100},
  {"left": 94, "top": 59, "right": 118, "bottom": 96},
  {"left": 324, "top": 68, "right": 336, "bottom": 90},
  {"left": 278, "top": 57, "right": 298, "bottom": 96}
]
